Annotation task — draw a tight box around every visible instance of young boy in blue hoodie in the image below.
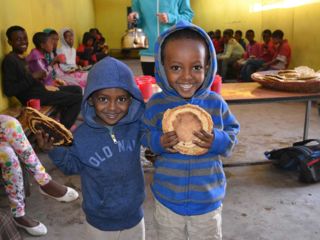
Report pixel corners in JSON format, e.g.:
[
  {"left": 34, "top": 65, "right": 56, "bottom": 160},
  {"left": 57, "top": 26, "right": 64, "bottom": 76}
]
[
  {"left": 37, "top": 57, "right": 146, "bottom": 239},
  {"left": 143, "top": 21, "right": 240, "bottom": 239}
]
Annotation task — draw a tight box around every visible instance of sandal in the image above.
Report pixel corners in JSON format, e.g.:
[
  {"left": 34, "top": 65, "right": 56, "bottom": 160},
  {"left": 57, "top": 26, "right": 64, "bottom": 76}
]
[
  {"left": 39, "top": 186, "right": 79, "bottom": 202},
  {"left": 15, "top": 220, "right": 47, "bottom": 236}
]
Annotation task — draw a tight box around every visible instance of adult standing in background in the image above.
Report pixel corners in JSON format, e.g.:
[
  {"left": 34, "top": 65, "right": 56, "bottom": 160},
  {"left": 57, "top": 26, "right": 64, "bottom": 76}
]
[{"left": 128, "top": 0, "right": 194, "bottom": 76}]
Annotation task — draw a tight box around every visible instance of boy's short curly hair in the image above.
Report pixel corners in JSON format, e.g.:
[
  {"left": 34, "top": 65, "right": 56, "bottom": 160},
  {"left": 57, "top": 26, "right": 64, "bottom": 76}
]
[
  {"left": 161, "top": 29, "right": 209, "bottom": 64},
  {"left": 272, "top": 30, "right": 284, "bottom": 39},
  {"left": 32, "top": 32, "right": 50, "bottom": 49},
  {"left": 6, "top": 26, "right": 25, "bottom": 41}
]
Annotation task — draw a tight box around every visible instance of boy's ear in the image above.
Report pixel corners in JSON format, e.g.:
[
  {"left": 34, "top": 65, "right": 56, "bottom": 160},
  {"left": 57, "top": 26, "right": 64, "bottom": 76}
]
[
  {"left": 7, "top": 39, "right": 12, "bottom": 46},
  {"left": 88, "top": 97, "right": 94, "bottom": 106}
]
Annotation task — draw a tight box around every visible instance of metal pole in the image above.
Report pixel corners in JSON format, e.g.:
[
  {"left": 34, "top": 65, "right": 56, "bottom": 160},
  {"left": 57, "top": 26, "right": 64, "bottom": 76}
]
[
  {"left": 157, "top": 0, "right": 160, "bottom": 37},
  {"left": 303, "top": 100, "right": 312, "bottom": 140}
]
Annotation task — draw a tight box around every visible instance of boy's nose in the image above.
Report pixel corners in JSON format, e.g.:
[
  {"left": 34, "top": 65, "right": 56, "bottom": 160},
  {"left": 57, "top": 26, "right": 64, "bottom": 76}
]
[
  {"left": 107, "top": 101, "right": 116, "bottom": 111},
  {"left": 182, "top": 69, "right": 192, "bottom": 81}
]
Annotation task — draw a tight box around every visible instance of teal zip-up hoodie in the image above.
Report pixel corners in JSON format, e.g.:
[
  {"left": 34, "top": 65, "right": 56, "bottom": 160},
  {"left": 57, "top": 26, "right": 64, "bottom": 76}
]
[
  {"left": 49, "top": 57, "right": 145, "bottom": 230},
  {"left": 131, "top": 0, "right": 194, "bottom": 57},
  {"left": 143, "top": 21, "right": 240, "bottom": 216}
]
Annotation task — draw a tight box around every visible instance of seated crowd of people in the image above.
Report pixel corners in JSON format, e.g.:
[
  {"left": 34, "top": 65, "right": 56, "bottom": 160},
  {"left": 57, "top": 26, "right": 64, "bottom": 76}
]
[{"left": 208, "top": 28, "right": 292, "bottom": 82}]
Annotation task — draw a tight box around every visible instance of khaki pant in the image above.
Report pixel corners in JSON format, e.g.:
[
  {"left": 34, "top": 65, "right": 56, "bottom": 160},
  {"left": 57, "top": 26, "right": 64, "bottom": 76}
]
[
  {"left": 154, "top": 200, "right": 222, "bottom": 240},
  {"left": 84, "top": 218, "right": 145, "bottom": 240}
]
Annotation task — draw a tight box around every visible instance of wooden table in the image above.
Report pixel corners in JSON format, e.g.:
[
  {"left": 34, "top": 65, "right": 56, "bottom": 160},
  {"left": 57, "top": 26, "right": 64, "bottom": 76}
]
[{"left": 221, "top": 82, "right": 320, "bottom": 140}]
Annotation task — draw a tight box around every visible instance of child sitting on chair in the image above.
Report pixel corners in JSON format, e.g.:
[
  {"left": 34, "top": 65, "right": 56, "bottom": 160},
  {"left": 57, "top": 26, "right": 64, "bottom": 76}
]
[
  {"left": 76, "top": 32, "right": 97, "bottom": 67},
  {"left": 2, "top": 25, "right": 83, "bottom": 130},
  {"left": 57, "top": 28, "right": 87, "bottom": 89},
  {"left": 26, "top": 32, "right": 65, "bottom": 87}
]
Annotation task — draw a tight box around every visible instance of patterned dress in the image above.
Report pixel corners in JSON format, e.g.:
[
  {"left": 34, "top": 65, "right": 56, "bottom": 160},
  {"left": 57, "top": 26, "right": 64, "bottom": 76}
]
[{"left": 0, "top": 115, "right": 51, "bottom": 217}]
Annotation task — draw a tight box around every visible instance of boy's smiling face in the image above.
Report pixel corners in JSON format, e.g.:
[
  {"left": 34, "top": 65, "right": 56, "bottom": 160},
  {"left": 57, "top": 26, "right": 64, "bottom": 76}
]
[
  {"left": 89, "top": 88, "right": 132, "bottom": 126},
  {"left": 9, "top": 30, "right": 28, "bottom": 54},
  {"left": 163, "top": 38, "right": 208, "bottom": 99}
]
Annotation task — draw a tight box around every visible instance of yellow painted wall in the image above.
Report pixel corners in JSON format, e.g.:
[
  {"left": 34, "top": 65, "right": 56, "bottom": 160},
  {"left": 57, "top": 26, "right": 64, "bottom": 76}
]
[
  {"left": 0, "top": 0, "right": 95, "bottom": 111},
  {"left": 191, "top": 0, "right": 320, "bottom": 69},
  {"left": 94, "top": 0, "right": 131, "bottom": 50},
  {"left": 93, "top": 0, "right": 320, "bottom": 70},
  {"left": 2, "top": 1, "right": 320, "bottom": 110}
]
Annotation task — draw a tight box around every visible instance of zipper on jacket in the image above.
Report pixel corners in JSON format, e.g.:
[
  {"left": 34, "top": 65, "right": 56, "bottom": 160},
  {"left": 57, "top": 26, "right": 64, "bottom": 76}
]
[{"left": 107, "top": 127, "right": 118, "bottom": 144}]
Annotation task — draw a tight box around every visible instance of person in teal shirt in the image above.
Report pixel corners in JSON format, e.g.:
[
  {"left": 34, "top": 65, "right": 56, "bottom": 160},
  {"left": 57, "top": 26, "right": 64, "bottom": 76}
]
[{"left": 128, "top": 0, "right": 193, "bottom": 76}]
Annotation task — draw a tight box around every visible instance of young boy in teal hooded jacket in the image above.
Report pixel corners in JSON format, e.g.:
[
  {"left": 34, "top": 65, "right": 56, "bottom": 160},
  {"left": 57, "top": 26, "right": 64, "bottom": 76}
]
[
  {"left": 143, "top": 21, "right": 240, "bottom": 239},
  {"left": 38, "top": 57, "right": 146, "bottom": 239}
]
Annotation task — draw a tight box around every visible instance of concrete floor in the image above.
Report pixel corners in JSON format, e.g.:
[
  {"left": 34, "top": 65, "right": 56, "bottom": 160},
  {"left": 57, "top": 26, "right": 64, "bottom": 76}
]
[{"left": 1, "top": 59, "right": 320, "bottom": 239}]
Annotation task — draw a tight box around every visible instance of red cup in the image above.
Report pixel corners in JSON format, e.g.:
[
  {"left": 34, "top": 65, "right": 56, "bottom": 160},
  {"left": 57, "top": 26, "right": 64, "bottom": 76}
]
[
  {"left": 27, "top": 99, "right": 41, "bottom": 110},
  {"left": 135, "top": 75, "right": 155, "bottom": 100},
  {"left": 211, "top": 74, "right": 222, "bottom": 94},
  {"left": 57, "top": 54, "right": 66, "bottom": 64}
]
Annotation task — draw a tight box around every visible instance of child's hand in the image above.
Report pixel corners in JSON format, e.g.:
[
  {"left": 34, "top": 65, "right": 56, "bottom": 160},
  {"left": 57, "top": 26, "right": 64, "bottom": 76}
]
[
  {"left": 53, "top": 79, "right": 66, "bottom": 86},
  {"left": 35, "top": 130, "right": 54, "bottom": 152},
  {"left": 45, "top": 85, "right": 59, "bottom": 92},
  {"left": 192, "top": 129, "right": 214, "bottom": 149},
  {"left": 32, "top": 70, "right": 47, "bottom": 80},
  {"left": 157, "top": 13, "right": 169, "bottom": 23},
  {"left": 160, "top": 131, "right": 179, "bottom": 153},
  {"left": 145, "top": 148, "right": 157, "bottom": 163},
  {"left": 128, "top": 12, "right": 139, "bottom": 23}
]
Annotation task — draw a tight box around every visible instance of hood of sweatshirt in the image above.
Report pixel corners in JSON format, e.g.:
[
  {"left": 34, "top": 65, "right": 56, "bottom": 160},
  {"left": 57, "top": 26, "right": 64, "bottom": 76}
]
[
  {"left": 154, "top": 20, "right": 217, "bottom": 98},
  {"left": 82, "top": 56, "right": 145, "bottom": 128}
]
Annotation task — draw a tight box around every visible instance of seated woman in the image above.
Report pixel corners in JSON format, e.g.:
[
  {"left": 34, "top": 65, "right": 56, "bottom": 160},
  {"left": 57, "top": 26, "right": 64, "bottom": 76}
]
[
  {"left": 0, "top": 115, "right": 79, "bottom": 236},
  {"left": 76, "top": 32, "right": 97, "bottom": 67},
  {"left": 89, "top": 28, "right": 108, "bottom": 60},
  {"left": 57, "top": 28, "right": 87, "bottom": 89}
]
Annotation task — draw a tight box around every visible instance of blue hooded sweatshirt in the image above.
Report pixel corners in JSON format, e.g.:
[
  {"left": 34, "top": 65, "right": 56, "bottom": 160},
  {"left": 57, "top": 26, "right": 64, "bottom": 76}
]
[
  {"left": 49, "top": 57, "right": 145, "bottom": 231},
  {"left": 143, "top": 21, "right": 240, "bottom": 216}
]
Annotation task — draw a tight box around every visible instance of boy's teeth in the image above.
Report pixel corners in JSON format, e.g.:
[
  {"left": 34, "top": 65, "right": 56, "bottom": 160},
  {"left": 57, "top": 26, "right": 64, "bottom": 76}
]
[{"left": 180, "top": 84, "right": 192, "bottom": 90}]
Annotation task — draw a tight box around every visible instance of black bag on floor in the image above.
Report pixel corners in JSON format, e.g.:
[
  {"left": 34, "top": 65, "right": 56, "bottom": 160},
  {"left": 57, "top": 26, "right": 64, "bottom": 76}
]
[{"left": 265, "top": 139, "right": 320, "bottom": 183}]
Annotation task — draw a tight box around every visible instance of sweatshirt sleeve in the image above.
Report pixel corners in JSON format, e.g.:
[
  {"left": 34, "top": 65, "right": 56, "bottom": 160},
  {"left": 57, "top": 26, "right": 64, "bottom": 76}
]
[
  {"left": 2, "top": 55, "right": 35, "bottom": 97},
  {"left": 210, "top": 100, "right": 240, "bottom": 156},
  {"left": 48, "top": 144, "right": 83, "bottom": 175},
  {"left": 142, "top": 107, "right": 166, "bottom": 155},
  {"left": 167, "top": 0, "right": 194, "bottom": 24}
]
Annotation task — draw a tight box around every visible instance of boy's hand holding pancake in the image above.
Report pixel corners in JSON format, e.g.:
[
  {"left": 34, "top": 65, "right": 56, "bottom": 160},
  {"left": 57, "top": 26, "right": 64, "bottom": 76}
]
[
  {"left": 35, "top": 130, "right": 54, "bottom": 152},
  {"left": 192, "top": 129, "right": 214, "bottom": 149},
  {"left": 160, "top": 131, "right": 178, "bottom": 153}
]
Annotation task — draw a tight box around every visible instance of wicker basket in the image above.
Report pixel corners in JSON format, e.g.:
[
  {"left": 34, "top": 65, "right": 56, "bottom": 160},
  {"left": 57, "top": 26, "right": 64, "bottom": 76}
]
[{"left": 251, "top": 71, "right": 320, "bottom": 93}]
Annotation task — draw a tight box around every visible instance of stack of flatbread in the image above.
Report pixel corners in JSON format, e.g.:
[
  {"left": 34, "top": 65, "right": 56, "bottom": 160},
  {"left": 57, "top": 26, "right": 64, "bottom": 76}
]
[
  {"left": 263, "top": 70, "right": 319, "bottom": 83},
  {"left": 22, "top": 107, "right": 73, "bottom": 146},
  {"left": 162, "top": 104, "right": 213, "bottom": 155}
]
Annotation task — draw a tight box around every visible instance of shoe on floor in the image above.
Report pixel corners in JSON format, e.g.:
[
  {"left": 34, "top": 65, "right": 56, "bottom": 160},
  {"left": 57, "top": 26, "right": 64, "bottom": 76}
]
[
  {"left": 39, "top": 186, "right": 79, "bottom": 202},
  {"left": 15, "top": 221, "right": 47, "bottom": 236}
]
